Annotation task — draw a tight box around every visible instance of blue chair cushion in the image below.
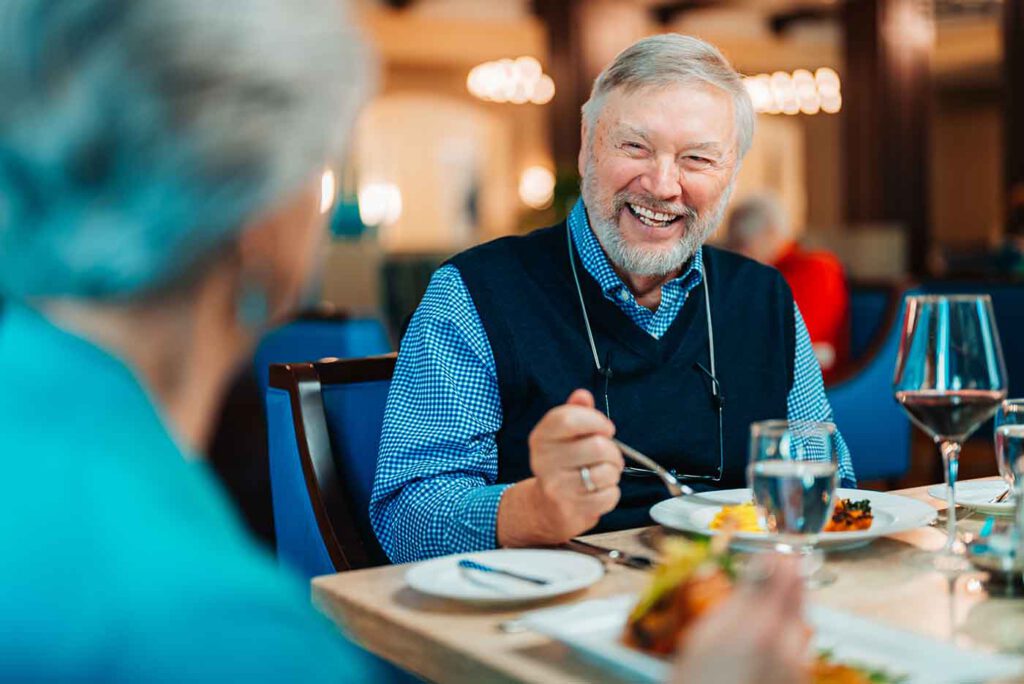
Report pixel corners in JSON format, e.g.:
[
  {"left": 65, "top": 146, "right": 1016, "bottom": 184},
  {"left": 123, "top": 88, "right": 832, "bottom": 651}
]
[
  {"left": 320, "top": 379, "right": 391, "bottom": 526},
  {"left": 255, "top": 318, "right": 391, "bottom": 394},
  {"left": 849, "top": 286, "right": 893, "bottom": 362},
  {"left": 827, "top": 292, "right": 917, "bottom": 482},
  {"left": 265, "top": 387, "right": 335, "bottom": 579}
]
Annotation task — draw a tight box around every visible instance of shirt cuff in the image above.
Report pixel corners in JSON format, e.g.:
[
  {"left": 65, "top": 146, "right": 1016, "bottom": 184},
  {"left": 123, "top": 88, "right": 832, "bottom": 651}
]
[{"left": 445, "top": 483, "right": 513, "bottom": 552}]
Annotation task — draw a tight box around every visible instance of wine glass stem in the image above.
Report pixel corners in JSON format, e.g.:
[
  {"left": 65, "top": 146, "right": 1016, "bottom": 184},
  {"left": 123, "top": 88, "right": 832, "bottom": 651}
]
[{"left": 940, "top": 440, "right": 961, "bottom": 555}]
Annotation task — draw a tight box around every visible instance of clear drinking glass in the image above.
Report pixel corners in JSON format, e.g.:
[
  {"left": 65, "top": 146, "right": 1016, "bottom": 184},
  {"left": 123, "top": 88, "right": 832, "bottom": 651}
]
[
  {"left": 995, "top": 400, "right": 1024, "bottom": 498},
  {"left": 748, "top": 420, "right": 839, "bottom": 587},
  {"left": 995, "top": 401, "right": 1024, "bottom": 573},
  {"left": 1008, "top": 434, "right": 1024, "bottom": 571},
  {"left": 893, "top": 295, "right": 1007, "bottom": 573}
]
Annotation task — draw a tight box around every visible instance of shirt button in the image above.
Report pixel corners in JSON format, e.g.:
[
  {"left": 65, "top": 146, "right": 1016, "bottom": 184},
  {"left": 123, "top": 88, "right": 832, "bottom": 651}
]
[{"left": 617, "top": 289, "right": 630, "bottom": 302}]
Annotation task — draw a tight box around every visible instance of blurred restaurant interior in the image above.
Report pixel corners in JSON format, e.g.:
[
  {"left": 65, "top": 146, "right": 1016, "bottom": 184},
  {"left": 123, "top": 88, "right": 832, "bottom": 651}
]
[
  {"left": 209, "top": 0, "right": 1024, "bottom": 549},
  {"left": 11, "top": 0, "right": 1024, "bottom": 680}
]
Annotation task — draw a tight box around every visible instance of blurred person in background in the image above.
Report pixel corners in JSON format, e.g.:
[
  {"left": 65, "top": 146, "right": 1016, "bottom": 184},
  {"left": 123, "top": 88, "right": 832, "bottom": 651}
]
[
  {"left": 725, "top": 193, "right": 850, "bottom": 382},
  {"left": 372, "top": 34, "right": 854, "bottom": 564},
  {"left": 0, "top": 0, "right": 397, "bottom": 679}
]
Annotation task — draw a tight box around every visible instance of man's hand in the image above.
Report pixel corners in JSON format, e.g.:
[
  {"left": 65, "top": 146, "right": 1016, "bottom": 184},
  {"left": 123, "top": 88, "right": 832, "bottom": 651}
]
[{"left": 497, "top": 389, "right": 624, "bottom": 547}]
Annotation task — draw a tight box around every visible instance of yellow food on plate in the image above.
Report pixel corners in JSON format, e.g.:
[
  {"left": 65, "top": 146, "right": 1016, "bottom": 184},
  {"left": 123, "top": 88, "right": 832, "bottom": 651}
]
[
  {"left": 709, "top": 499, "right": 874, "bottom": 534},
  {"left": 709, "top": 502, "right": 761, "bottom": 532}
]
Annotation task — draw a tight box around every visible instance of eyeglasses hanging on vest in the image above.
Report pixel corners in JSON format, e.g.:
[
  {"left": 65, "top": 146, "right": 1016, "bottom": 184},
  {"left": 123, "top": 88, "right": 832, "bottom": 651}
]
[{"left": 566, "top": 224, "right": 725, "bottom": 483}]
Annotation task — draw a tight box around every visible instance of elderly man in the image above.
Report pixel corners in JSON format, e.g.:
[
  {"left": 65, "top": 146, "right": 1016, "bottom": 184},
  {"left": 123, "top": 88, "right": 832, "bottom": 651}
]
[
  {"left": 371, "top": 34, "right": 855, "bottom": 563},
  {"left": 725, "top": 193, "right": 850, "bottom": 381}
]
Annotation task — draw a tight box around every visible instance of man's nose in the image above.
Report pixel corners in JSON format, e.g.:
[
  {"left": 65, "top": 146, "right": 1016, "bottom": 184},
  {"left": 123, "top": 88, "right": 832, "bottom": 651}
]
[{"left": 640, "top": 157, "right": 682, "bottom": 201}]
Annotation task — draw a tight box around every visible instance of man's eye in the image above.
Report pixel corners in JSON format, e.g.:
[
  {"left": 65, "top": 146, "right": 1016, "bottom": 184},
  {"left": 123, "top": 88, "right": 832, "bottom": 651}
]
[
  {"left": 622, "top": 142, "right": 647, "bottom": 152},
  {"left": 684, "top": 156, "right": 714, "bottom": 166}
]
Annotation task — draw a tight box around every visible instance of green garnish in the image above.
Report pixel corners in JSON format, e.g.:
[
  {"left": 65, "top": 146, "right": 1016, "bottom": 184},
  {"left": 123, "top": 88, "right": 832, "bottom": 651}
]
[{"left": 817, "top": 648, "right": 908, "bottom": 684}]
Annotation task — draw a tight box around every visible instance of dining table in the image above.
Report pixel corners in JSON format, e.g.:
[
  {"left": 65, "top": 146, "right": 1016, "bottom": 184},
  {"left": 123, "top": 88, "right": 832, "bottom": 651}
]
[{"left": 312, "top": 478, "right": 1024, "bottom": 683}]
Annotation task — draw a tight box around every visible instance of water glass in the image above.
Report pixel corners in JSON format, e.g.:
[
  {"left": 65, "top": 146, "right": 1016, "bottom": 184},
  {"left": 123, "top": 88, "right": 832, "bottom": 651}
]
[
  {"left": 1002, "top": 427, "right": 1024, "bottom": 569},
  {"left": 748, "top": 420, "right": 839, "bottom": 586},
  {"left": 996, "top": 400, "right": 1024, "bottom": 495}
]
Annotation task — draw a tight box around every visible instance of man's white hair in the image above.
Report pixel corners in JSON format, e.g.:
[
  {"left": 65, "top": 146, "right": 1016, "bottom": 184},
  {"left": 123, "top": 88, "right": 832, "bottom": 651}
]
[
  {"left": 581, "top": 34, "right": 754, "bottom": 159},
  {"left": 0, "top": 0, "right": 370, "bottom": 299}
]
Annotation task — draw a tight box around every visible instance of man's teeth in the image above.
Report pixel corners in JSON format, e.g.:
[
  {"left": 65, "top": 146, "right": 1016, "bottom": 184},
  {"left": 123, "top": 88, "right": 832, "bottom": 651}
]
[{"left": 629, "top": 203, "right": 679, "bottom": 226}]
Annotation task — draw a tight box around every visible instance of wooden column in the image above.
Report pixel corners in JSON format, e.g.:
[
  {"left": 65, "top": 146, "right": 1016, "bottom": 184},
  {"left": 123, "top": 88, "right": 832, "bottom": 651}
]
[
  {"left": 1006, "top": 0, "right": 1024, "bottom": 226},
  {"left": 842, "top": 0, "right": 933, "bottom": 275},
  {"left": 531, "top": 0, "right": 589, "bottom": 174},
  {"left": 531, "top": 0, "right": 651, "bottom": 176}
]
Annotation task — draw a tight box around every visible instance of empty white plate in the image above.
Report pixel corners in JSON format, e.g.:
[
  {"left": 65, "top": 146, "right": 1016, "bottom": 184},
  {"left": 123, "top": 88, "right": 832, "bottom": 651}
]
[
  {"left": 927, "top": 480, "right": 1013, "bottom": 516},
  {"left": 405, "top": 549, "right": 604, "bottom": 604}
]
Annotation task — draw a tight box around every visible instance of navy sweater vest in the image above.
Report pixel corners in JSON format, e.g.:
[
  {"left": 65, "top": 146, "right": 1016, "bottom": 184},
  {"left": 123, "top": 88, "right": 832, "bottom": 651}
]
[{"left": 449, "top": 223, "right": 795, "bottom": 531}]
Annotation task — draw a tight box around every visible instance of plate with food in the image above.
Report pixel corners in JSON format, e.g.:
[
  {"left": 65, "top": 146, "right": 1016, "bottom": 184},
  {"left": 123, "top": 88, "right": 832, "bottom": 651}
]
[
  {"left": 521, "top": 539, "right": 1023, "bottom": 683},
  {"left": 927, "top": 480, "right": 1013, "bottom": 516},
  {"left": 649, "top": 488, "right": 937, "bottom": 551}
]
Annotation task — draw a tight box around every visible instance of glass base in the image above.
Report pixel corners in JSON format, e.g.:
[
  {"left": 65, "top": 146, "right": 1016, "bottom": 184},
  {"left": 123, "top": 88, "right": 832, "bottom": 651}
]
[
  {"left": 907, "top": 543, "right": 971, "bottom": 576},
  {"left": 772, "top": 544, "right": 835, "bottom": 588},
  {"left": 799, "top": 548, "right": 835, "bottom": 588}
]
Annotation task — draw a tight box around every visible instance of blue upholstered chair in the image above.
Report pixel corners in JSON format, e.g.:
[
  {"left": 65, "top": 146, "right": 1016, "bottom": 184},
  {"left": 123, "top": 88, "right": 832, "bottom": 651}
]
[
  {"left": 254, "top": 310, "right": 392, "bottom": 396},
  {"left": 827, "top": 287, "right": 919, "bottom": 484},
  {"left": 921, "top": 281, "right": 1024, "bottom": 399},
  {"left": 848, "top": 281, "right": 904, "bottom": 363},
  {"left": 265, "top": 354, "right": 396, "bottom": 578}
]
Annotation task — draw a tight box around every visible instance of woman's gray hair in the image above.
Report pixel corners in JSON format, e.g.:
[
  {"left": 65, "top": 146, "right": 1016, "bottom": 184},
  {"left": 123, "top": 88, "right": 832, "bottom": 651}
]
[
  {"left": 581, "top": 34, "right": 754, "bottom": 159},
  {"left": 0, "top": 0, "right": 370, "bottom": 300}
]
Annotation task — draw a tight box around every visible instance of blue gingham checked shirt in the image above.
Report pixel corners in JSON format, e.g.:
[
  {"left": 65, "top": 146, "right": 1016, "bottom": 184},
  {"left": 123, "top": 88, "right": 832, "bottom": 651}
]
[{"left": 371, "top": 198, "right": 855, "bottom": 563}]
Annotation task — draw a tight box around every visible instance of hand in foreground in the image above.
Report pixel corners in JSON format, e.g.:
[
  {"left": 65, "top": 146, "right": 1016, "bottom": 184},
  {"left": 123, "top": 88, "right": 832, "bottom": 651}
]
[
  {"left": 671, "top": 555, "right": 811, "bottom": 684},
  {"left": 497, "top": 389, "right": 623, "bottom": 546}
]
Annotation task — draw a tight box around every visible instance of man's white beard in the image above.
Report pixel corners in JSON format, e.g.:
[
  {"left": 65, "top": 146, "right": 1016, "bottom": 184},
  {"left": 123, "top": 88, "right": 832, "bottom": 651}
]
[{"left": 581, "top": 161, "right": 734, "bottom": 277}]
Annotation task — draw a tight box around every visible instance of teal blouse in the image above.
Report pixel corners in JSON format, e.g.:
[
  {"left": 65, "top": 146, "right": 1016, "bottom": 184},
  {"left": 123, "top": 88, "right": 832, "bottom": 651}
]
[{"left": 0, "top": 302, "right": 388, "bottom": 681}]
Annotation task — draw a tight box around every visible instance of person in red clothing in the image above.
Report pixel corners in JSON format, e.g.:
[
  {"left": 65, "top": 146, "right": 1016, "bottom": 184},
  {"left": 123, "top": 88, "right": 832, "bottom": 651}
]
[{"left": 725, "top": 193, "right": 850, "bottom": 382}]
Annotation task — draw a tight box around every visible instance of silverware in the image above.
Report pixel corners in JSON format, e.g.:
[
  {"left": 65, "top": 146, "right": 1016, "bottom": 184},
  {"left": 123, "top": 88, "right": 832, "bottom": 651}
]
[
  {"left": 612, "top": 438, "right": 694, "bottom": 497},
  {"left": 568, "top": 538, "right": 654, "bottom": 569},
  {"left": 457, "top": 559, "right": 550, "bottom": 586},
  {"left": 990, "top": 487, "right": 1011, "bottom": 504},
  {"left": 497, "top": 618, "right": 528, "bottom": 634}
]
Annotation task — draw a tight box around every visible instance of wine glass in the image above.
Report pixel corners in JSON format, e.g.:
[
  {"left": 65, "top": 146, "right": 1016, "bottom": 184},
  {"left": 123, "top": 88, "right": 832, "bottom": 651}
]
[
  {"left": 748, "top": 420, "right": 839, "bottom": 587},
  {"left": 893, "top": 295, "right": 1007, "bottom": 573}
]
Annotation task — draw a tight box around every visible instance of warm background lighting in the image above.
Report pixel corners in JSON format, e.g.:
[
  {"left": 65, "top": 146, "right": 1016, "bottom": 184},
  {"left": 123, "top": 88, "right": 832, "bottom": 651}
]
[
  {"left": 744, "top": 67, "right": 842, "bottom": 116},
  {"left": 467, "top": 56, "right": 555, "bottom": 105},
  {"left": 358, "top": 182, "right": 403, "bottom": 227},
  {"left": 518, "top": 166, "right": 555, "bottom": 210},
  {"left": 320, "top": 169, "right": 337, "bottom": 215}
]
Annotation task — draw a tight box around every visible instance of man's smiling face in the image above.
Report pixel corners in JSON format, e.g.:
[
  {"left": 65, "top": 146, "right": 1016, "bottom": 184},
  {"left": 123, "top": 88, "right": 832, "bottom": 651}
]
[{"left": 579, "top": 81, "right": 739, "bottom": 278}]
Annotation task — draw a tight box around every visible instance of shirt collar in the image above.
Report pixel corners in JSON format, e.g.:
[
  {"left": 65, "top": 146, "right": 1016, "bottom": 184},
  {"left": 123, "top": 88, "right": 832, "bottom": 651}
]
[{"left": 567, "top": 197, "right": 704, "bottom": 299}]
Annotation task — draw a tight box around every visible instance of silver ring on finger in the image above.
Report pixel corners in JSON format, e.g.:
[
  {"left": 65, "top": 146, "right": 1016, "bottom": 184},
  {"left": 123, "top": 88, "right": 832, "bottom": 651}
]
[{"left": 579, "top": 465, "right": 597, "bottom": 493}]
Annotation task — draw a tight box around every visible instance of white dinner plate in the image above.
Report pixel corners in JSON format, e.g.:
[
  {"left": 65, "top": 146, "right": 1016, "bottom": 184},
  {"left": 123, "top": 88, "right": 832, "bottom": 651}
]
[
  {"left": 927, "top": 480, "right": 1013, "bottom": 516},
  {"left": 521, "top": 595, "right": 1024, "bottom": 684},
  {"left": 405, "top": 549, "right": 604, "bottom": 605},
  {"left": 649, "top": 487, "right": 937, "bottom": 551}
]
